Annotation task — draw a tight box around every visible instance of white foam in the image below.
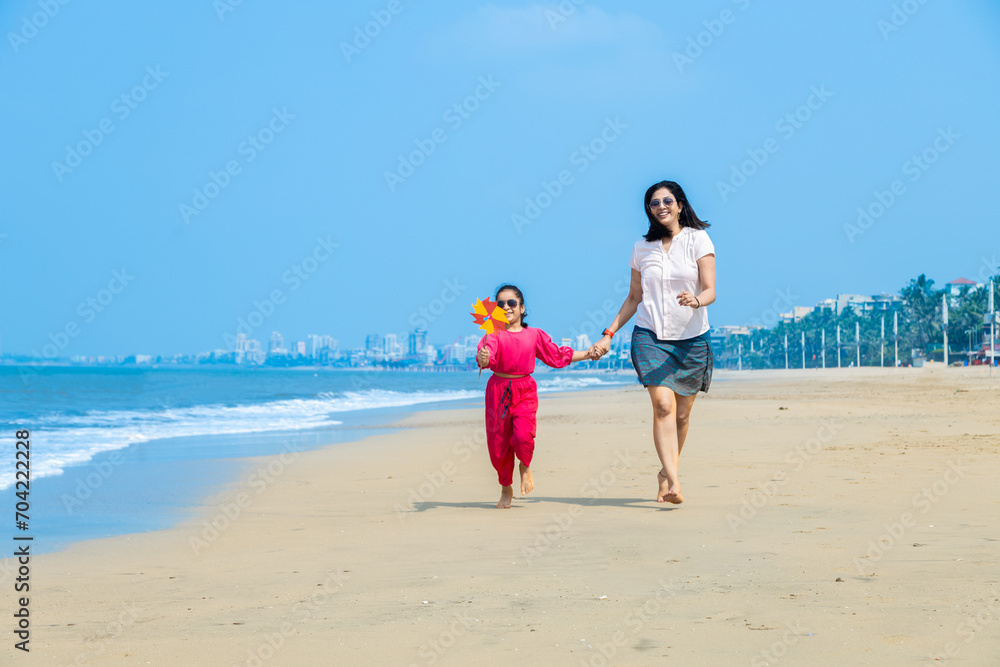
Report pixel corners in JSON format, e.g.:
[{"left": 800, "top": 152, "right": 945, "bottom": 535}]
[
  {"left": 316, "top": 389, "right": 481, "bottom": 411},
  {"left": 0, "top": 379, "right": 624, "bottom": 490},
  {"left": 536, "top": 375, "right": 630, "bottom": 392},
  {"left": 0, "top": 388, "right": 481, "bottom": 490}
]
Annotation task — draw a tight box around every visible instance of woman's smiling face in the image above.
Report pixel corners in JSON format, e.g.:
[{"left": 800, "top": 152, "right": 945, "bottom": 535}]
[{"left": 648, "top": 186, "right": 682, "bottom": 229}]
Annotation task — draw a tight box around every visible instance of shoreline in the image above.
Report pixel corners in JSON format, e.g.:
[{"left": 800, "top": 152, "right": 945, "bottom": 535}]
[
  {"left": 4, "top": 371, "right": 633, "bottom": 557},
  {"left": 3, "top": 366, "right": 998, "bottom": 664}
]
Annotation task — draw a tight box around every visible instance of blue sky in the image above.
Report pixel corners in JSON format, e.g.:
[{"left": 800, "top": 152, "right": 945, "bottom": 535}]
[{"left": 2, "top": 0, "right": 999, "bottom": 357}]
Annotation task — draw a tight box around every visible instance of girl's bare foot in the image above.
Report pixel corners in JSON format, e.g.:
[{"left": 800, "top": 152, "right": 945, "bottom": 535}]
[
  {"left": 497, "top": 485, "right": 514, "bottom": 509},
  {"left": 519, "top": 463, "right": 534, "bottom": 496},
  {"left": 657, "top": 469, "right": 683, "bottom": 504}
]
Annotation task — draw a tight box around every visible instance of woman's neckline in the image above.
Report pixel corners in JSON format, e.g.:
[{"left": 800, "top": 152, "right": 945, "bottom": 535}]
[
  {"left": 661, "top": 227, "right": 683, "bottom": 251},
  {"left": 652, "top": 227, "right": 684, "bottom": 245}
]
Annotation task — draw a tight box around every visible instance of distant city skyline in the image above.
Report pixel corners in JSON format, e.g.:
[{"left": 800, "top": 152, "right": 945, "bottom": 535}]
[{"left": 4, "top": 271, "right": 994, "bottom": 362}]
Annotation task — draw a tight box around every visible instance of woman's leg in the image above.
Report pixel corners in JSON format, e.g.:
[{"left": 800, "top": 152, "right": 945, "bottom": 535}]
[
  {"left": 674, "top": 392, "right": 698, "bottom": 459},
  {"left": 647, "top": 386, "right": 683, "bottom": 503}
]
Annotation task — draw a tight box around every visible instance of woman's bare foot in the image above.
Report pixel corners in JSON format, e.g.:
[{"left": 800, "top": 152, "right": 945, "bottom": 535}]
[
  {"left": 519, "top": 463, "right": 534, "bottom": 496},
  {"left": 657, "top": 469, "right": 683, "bottom": 504},
  {"left": 497, "top": 485, "right": 514, "bottom": 509}
]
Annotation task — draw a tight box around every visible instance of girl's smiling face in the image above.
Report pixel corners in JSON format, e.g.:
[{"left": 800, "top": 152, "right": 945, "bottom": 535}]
[{"left": 497, "top": 288, "right": 524, "bottom": 328}]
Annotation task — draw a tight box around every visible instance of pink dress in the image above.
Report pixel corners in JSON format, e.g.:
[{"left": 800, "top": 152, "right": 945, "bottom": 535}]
[{"left": 477, "top": 328, "right": 573, "bottom": 486}]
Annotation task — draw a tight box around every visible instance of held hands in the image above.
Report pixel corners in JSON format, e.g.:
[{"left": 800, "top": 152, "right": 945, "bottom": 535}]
[
  {"left": 476, "top": 348, "right": 490, "bottom": 368},
  {"left": 587, "top": 335, "right": 612, "bottom": 360},
  {"left": 677, "top": 291, "right": 701, "bottom": 309}
]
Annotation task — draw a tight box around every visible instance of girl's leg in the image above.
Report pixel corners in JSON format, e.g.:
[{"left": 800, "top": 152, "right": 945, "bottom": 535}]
[
  {"left": 510, "top": 380, "right": 539, "bottom": 496},
  {"left": 497, "top": 485, "right": 514, "bottom": 509},
  {"left": 487, "top": 420, "right": 515, "bottom": 486},
  {"left": 647, "top": 386, "right": 683, "bottom": 503},
  {"left": 511, "top": 412, "right": 536, "bottom": 496},
  {"left": 493, "top": 418, "right": 515, "bottom": 509},
  {"left": 485, "top": 378, "right": 516, "bottom": 508}
]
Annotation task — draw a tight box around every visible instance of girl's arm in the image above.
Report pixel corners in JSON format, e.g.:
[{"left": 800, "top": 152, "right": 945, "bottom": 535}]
[
  {"left": 535, "top": 330, "right": 576, "bottom": 368},
  {"left": 570, "top": 349, "right": 592, "bottom": 363},
  {"left": 590, "top": 268, "right": 642, "bottom": 357},
  {"left": 477, "top": 334, "right": 498, "bottom": 369}
]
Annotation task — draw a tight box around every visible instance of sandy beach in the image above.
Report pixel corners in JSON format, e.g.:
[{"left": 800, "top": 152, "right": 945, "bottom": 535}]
[{"left": 3, "top": 365, "right": 999, "bottom": 666}]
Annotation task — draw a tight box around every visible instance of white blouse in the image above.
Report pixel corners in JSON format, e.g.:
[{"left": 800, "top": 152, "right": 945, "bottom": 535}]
[{"left": 630, "top": 228, "right": 715, "bottom": 341}]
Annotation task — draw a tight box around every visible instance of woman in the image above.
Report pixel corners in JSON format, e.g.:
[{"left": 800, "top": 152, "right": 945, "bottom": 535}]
[{"left": 589, "top": 180, "right": 716, "bottom": 504}]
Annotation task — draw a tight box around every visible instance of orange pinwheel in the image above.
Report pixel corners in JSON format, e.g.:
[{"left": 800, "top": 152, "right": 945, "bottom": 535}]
[{"left": 471, "top": 297, "right": 509, "bottom": 334}]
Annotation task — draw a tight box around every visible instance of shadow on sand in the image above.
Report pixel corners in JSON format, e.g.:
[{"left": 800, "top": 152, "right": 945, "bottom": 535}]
[{"left": 403, "top": 495, "right": 682, "bottom": 514}]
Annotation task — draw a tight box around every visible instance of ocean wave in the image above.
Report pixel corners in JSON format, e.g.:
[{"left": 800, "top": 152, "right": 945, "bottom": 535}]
[
  {"left": 536, "top": 375, "right": 631, "bottom": 392},
  {"left": 0, "top": 388, "right": 482, "bottom": 490},
  {"left": 0, "top": 381, "right": 618, "bottom": 490},
  {"left": 316, "top": 389, "right": 482, "bottom": 411}
]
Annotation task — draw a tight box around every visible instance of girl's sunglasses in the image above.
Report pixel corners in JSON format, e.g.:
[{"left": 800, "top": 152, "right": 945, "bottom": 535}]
[{"left": 497, "top": 299, "right": 519, "bottom": 308}]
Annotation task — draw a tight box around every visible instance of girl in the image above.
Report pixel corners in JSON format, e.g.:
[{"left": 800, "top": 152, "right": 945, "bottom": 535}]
[{"left": 476, "top": 284, "right": 593, "bottom": 509}]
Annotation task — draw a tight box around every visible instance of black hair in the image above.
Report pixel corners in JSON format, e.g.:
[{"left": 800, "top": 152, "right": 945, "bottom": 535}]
[
  {"left": 643, "top": 180, "right": 710, "bottom": 242},
  {"left": 495, "top": 284, "right": 528, "bottom": 327}
]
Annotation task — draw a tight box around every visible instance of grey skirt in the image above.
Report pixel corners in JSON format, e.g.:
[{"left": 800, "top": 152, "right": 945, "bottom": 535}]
[{"left": 630, "top": 326, "right": 713, "bottom": 395}]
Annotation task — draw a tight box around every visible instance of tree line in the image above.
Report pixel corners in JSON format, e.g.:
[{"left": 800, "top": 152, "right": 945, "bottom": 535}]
[{"left": 716, "top": 274, "right": 1000, "bottom": 369}]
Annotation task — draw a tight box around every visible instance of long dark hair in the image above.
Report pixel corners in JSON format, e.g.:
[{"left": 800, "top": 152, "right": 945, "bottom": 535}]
[
  {"left": 643, "top": 180, "right": 710, "bottom": 242},
  {"left": 495, "top": 284, "right": 528, "bottom": 327}
]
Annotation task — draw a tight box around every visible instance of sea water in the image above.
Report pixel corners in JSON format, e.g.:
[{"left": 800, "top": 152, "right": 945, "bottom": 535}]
[{"left": 0, "top": 365, "right": 630, "bottom": 553}]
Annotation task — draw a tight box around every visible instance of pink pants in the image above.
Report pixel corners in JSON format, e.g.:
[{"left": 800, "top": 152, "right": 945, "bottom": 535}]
[{"left": 485, "top": 375, "right": 538, "bottom": 486}]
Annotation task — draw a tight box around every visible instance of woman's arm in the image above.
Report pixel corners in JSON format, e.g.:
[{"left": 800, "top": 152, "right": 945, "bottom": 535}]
[
  {"left": 590, "top": 268, "right": 642, "bottom": 357},
  {"left": 677, "top": 254, "right": 716, "bottom": 309}
]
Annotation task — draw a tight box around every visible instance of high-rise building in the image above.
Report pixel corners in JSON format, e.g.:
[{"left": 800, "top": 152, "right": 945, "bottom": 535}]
[
  {"left": 235, "top": 333, "right": 248, "bottom": 364},
  {"left": 268, "top": 332, "right": 285, "bottom": 355},
  {"left": 306, "top": 335, "right": 339, "bottom": 360},
  {"left": 307, "top": 334, "right": 322, "bottom": 358},
  {"left": 245, "top": 338, "right": 264, "bottom": 365},
  {"left": 408, "top": 329, "right": 428, "bottom": 356},
  {"left": 449, "top": 339, "right": 468, "bottom": 364},
  {"left": 383, "top": 333, "right": 403, "bottom": 359}
]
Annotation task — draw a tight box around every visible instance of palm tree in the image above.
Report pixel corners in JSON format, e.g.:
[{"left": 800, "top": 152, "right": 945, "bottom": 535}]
[{"left": 899, "top": 274, "right": 941, "bottom": 360}]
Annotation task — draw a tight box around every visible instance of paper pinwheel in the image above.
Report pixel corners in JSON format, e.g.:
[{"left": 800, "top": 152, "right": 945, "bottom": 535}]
[{"left": 471, "top": 297, "right": 509, "bottom": 334}]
